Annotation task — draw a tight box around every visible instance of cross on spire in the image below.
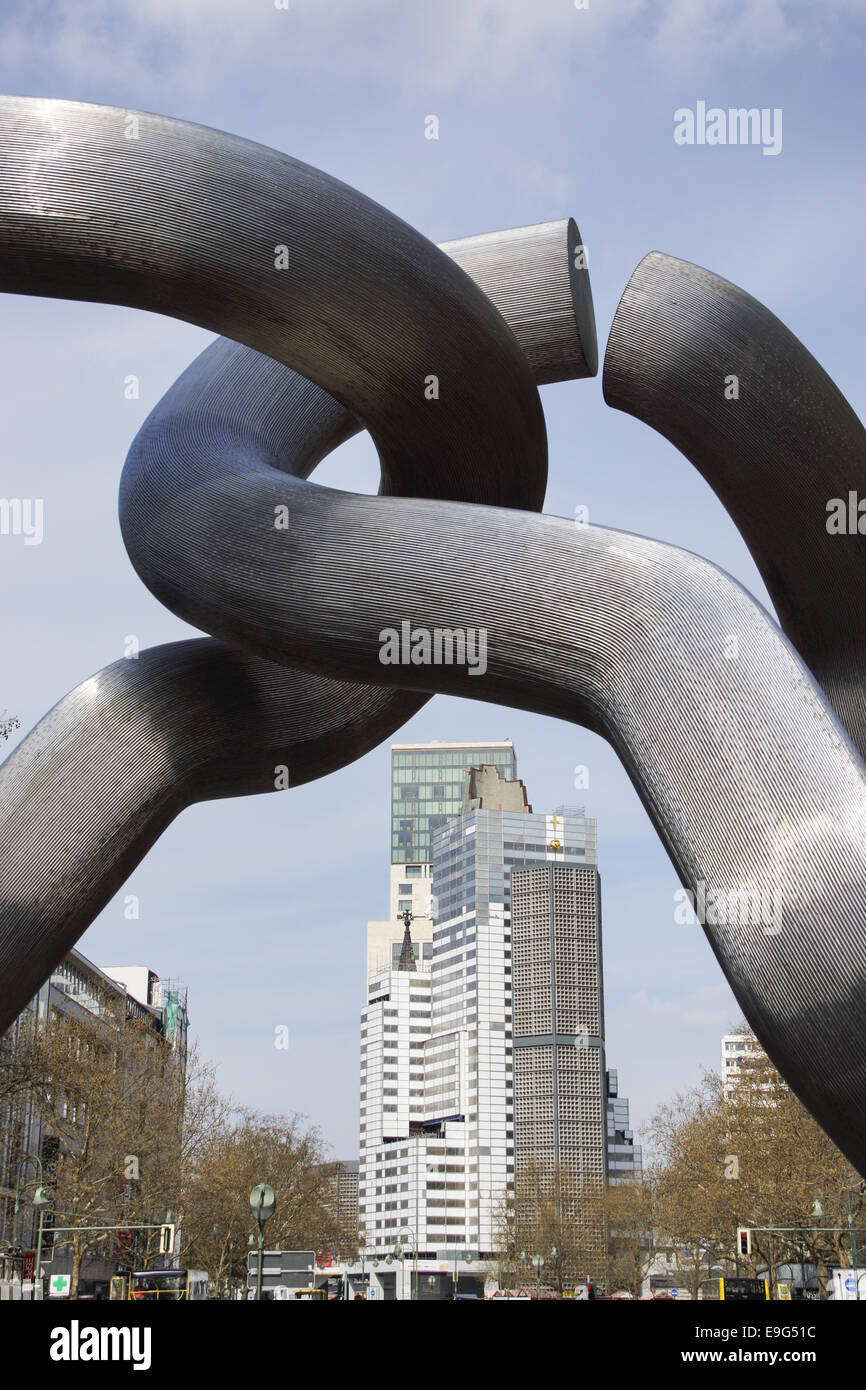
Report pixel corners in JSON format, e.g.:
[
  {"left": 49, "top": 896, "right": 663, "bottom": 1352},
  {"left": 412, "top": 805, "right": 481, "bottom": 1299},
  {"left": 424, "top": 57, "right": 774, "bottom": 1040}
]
[{"left": 398, "top": 908, "right": 416, "bottom": 972}]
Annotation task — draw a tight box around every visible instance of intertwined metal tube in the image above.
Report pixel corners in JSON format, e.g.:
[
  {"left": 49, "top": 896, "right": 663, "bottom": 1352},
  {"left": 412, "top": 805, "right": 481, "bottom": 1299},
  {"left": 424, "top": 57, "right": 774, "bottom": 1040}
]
[{"left": 2, "top": 98, "right": 866, "bottom": 1175}]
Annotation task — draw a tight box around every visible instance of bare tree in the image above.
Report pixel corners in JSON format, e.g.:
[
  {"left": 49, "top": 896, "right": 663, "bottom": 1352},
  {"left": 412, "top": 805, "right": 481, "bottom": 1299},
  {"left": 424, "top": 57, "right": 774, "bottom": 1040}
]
[
  {"left": 497, "top": 1156, "right": 606, "bottom": 1295},
  {"left": 5, "top": 982, "right": 341, "bottom": 1298},
  {"left": 648, "top": 1029, "right": 866, "bottom": 1297},
  {"left": 10, "top": 989, "right": 188, "bottom": 1295},
  {"left": 177, "top": 1112, "right": 341, "bottom": 1293},
  {"left": 605, "top": 1173, "right": 659, "bottom": 1297},
  {"left": 0, "top": 710, "right": 20, "bottom": 741}
]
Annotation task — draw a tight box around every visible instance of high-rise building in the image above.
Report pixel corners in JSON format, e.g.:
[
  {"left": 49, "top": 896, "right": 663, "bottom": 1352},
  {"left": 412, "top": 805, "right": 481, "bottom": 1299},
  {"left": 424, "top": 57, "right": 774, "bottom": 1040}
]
[
  {"left": 332, "top": 1160, "right": 360, "bottom": 1259},
  {"left": 418, "top": 769, "right": 539, "bottom": 1255},
  {"left": 360, "top": 761, "right": 529, "bottom": 1263},
  {"left": 508, "top": 819, "right": 607, "bottom": 1277},
  {"left": 365, "top": 742, "right": 517, "bottom": 982},
  {"left": 511, "top": 858, "right": 605, "bottom": 1178},
  {"left": 359, "top": 915, "right": 434, "bottom": 1266},
  {"left": 605, "top": 1069, "right": 642, "bottom": 1183},
  {"left": 361, "top": 762, "right": 605, "bottom": 1262},
  {"left": 359, "top": 744, "right": 637, "bottom": 1293},
  {"left": 391, "top": 740, "right": 517, "bottom": 866}
]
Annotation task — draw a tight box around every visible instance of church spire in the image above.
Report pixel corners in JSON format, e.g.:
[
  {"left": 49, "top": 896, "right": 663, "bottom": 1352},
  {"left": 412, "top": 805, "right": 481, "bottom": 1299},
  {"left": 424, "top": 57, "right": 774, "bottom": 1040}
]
[{"left": 398, "top": 908, "right": 416, "bottom": 972}]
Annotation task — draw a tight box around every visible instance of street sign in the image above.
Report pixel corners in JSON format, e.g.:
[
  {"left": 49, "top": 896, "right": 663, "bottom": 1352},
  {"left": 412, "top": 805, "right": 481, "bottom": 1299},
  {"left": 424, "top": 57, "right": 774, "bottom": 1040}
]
[
  {"left": 49, "top": 1274, "right": 71, "bottom": 1297},
  {"left": 670, "top": 1288, "right": 679, "bottom": 1299},
  {"left": 830, "top": 1267, "right": 866, "bottom": 1300},
  {"left": 246, "top": 1250, "right": 315, "bottom": 1291}
]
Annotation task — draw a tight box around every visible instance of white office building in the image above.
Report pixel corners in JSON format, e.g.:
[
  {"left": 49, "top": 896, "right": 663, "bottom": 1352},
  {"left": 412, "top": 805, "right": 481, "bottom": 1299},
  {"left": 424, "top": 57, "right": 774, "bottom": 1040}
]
[
  {"left": 358, "top": 743, "right": 639, "bottom": 1294},
  {"left": 361, "top": 756, "right": 598, "bottom": 1264},
  {"left": 359, "top": 747, "right": 525, "bottom": 1276},
  {"left": 721, "top": 1030, "right": 774, "bottom": 1098}
]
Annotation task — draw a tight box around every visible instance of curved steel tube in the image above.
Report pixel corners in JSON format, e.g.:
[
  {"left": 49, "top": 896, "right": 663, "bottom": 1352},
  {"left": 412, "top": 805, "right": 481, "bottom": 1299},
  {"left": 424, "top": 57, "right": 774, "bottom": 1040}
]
[
  {"left": 0, "top": 94, "right": 585, "bottom": 1020},
  {"left": 0, "top": 95, "right": 548, "bottom": 508},
  {"left": 604, "top": 251, "right": 866, "bottom": 758},
  {"left": 2, "top": 100, "right": 866, "bottom": 1172},
  {"left": 7, "top": 486, "right": 866, "bottom": 1167}
]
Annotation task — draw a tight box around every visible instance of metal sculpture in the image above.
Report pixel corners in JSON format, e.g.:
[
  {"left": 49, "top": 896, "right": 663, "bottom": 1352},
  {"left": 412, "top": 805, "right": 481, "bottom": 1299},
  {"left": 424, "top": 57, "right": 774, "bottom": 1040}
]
[
  {"left": 1, "top": 97, "right": 865, "bottom": 1173},
  {"left": 605, "top": 251, "right": 866, "bottom": 759}
]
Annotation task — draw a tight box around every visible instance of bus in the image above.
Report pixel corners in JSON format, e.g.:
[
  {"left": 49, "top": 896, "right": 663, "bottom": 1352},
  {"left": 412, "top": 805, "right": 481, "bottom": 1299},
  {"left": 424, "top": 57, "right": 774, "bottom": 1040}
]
[
  {"left": 271, "top": 1285, "right": 328, "bottom": 1301},
  {"left": 129, "top": 1268, "right": 209, "bottom": 1300},
  {"left": 718, "top": 1276, "right": 770, "bottom": 1301}
]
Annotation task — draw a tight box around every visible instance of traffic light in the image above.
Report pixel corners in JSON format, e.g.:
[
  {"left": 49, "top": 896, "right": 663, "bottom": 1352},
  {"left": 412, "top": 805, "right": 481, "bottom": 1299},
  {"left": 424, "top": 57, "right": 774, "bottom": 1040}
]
[
  {"left": 737, "top": 1227, "right": 752, "bottom": 1257},
  {"left": 159, "top": 1223, "right": 175, "bottom": 1256},
  {"left": 586, "top": 1279, "right": 595, "bottom": 1300}
]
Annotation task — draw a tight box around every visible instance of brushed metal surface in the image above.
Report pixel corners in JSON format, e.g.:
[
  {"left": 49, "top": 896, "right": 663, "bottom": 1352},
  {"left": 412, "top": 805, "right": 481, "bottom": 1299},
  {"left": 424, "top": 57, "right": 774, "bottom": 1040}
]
[
  {"left": 605, "top": 251, "right": 866, "bottom": 758},
  {"left": 441, "top": 218, "right": 597, "bottom": 383},
  {"left": 2, "top": 98, "right": 866, "bottom": 1173},
  {"left": 0, "top": 95, "right": 586, "bottom": 1024}
]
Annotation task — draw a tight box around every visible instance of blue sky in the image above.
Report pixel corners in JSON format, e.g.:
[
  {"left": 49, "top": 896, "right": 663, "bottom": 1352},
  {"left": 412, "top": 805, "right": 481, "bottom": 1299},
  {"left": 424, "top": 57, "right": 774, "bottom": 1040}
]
[{"left": 1, "top": 0, "right": 865, "bottom": 1159}]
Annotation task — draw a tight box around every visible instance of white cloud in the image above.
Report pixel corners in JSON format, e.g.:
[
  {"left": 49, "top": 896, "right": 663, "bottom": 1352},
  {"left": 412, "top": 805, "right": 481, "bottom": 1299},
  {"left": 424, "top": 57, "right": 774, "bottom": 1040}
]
[
  {"left": 10, "top": 0, "right": 852, "bottom": 106},
  {"left": 646, "top": 0, "right": 798, "bottom": 68}
]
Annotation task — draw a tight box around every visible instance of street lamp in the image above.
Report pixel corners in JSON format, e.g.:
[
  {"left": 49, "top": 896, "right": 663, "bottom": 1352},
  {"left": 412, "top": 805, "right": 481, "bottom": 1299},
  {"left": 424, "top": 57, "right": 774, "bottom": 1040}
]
[
  {"left": 814, "top": 1183, "right": 866, "bottom": 1300},
  {"left": 527, "top": 1245, "right": 557, "bottom": 1299},
  {"left": 388, "top": 1241, "right": 405, "bottom": 1297},
  {"left": 453, "top": 1248, "right": 473, "bottom": 1294},
  {"left": 806, "top": 1199, "right": 825, "bottom": 1299},
  {"left": 398, "top": 1228, "right": 418, "bottom": 1301},
  {"left": 806, "top": 1194, "right": 861, "bottom": 1300},
  {"left": 249, "top": 1183, "right": 275, "bottom": 1301},
  {"left": 356, "top": 1248, "right": 368, "bottom": 1300},
  {"left": 32, "top": 1186, "right": 51, "bottom": 1301},
  {"left": 843, "top": 1182, "right": 865, "bottom": 1299},
  {"left": 12, "top": 1153, "right": 43, "bottom": 1247}
]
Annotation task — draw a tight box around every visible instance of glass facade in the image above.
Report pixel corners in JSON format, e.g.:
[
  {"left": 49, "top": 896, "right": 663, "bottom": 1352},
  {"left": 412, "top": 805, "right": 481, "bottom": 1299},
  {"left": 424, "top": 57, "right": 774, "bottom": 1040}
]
[
  {"left": 391, "top": 743, "right": 517, "bottom": 864},
  {"left": 419, "top": 806, "right": 598, "bottom": 1252},
  {"left": 606, "top": 1069, "right": 643, "bottom": 1183},
  {"left": 432, "top": 809, "right": 597, "bottom": 942}
]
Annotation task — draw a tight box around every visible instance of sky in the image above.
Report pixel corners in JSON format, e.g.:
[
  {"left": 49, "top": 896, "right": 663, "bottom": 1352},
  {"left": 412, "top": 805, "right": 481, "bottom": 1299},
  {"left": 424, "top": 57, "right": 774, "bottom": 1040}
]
[{"left": 1, "top": 0, "right": 865, "bottom": 1161}]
